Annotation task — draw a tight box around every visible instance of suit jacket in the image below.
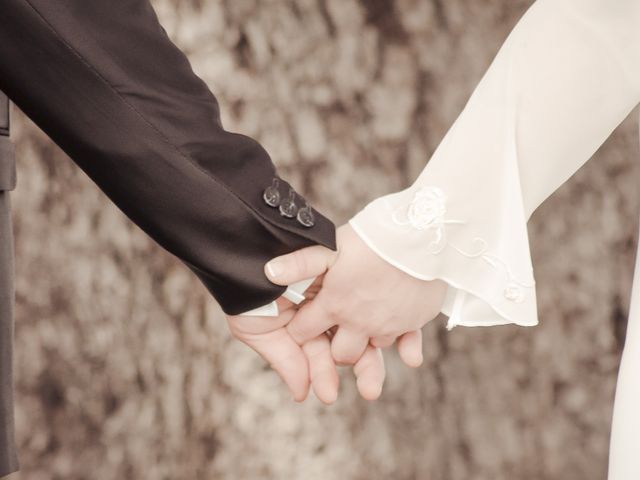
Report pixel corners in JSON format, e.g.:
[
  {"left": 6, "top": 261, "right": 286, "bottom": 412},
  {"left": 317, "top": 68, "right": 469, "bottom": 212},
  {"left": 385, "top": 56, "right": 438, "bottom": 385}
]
[{"left": 0, "top": 0, "right": 336, "bottom": 476}]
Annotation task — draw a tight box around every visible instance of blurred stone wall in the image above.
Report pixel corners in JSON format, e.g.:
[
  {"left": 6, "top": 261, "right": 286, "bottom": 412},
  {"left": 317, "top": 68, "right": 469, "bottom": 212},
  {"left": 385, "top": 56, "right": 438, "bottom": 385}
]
[{"left": 7, "top": 0, "right": 639, "bottom": 479}]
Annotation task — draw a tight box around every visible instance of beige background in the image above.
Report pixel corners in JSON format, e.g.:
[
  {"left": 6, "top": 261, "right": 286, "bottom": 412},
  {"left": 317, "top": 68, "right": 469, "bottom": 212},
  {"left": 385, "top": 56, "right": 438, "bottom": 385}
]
[{"left": 7, "top": 0, "right": 639, "bottom": 479}]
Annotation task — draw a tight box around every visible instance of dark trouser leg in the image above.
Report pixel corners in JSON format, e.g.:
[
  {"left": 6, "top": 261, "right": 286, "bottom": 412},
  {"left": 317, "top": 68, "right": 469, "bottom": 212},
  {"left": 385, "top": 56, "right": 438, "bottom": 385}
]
[
  {"left": 0, "top": 90, "right": 17, "bottom": 477},
  {"left": 0, "top": 189, "right": 17, "bottom": 477}
]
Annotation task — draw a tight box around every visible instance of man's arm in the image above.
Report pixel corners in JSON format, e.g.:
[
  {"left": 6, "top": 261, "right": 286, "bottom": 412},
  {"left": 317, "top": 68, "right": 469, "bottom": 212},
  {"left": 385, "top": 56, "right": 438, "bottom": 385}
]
[{"left": 0, "top": 0, "right": 336, "bottom": 314}]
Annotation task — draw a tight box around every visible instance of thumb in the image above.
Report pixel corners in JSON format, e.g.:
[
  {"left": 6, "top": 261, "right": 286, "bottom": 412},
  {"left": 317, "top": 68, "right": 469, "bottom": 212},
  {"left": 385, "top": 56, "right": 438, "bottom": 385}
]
[{"left": 265, "top": 245, "right": 336, "bottom": 286}]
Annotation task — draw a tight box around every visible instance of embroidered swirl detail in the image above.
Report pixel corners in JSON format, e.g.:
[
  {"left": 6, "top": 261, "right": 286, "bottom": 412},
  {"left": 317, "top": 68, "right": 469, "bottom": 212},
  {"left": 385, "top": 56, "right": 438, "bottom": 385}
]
[{"left": 393, "top": 186, "right": 533, "bottom": 302}]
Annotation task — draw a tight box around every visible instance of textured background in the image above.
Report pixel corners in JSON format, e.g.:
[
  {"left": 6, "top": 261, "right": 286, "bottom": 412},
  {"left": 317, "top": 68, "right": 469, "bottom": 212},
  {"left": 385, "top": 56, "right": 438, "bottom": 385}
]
[{"left": 7, "top": 0, "right": 640, "bottom": 479}]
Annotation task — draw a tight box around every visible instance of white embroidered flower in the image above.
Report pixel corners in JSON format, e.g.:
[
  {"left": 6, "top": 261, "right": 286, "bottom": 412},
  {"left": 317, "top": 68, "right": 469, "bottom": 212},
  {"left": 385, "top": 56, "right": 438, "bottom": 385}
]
[{"left": 406, "top": 186, "right": 447, "bottom": 230}]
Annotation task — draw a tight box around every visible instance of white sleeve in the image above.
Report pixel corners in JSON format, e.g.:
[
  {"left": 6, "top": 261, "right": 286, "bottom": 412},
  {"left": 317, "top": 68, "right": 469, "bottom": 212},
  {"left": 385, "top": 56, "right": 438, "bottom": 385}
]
[{"left": 349, "top": 0, "right": 640, "bottom": 329}]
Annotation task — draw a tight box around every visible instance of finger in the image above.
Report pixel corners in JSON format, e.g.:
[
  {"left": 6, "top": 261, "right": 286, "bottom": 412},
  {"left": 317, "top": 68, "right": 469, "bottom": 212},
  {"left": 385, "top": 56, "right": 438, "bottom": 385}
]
[
  {"left": 331, "top": 327, "right": 369, "bottom": 365},
  {"left": 397, "top": 329, "right": 424, "bottom": 368},
  {"left": 300, "top": 275, "right": 325, "bottom": 302},
  {"left": 303, "top": 335, "right": 339, "bottom": 405},
  {"left": 265, "top": 245, "right": 337, "bottom": 286},
  {"left": 370, "top": 335, "right": 396, "bottom": 348},
  {"left": 226, "top": 304, "right": 295, "bottom": 337},
  {"left": 287, "top": 298, "right": 335, "bottom": 345},
  {"left": 275, "top": 296, "right": 295, "bottom": 312},
  {"left": 242, "top": 328, "right": 310, "bottom": 402},
  {"left": 354, "top": 345, "right": 385, "bottom": 401}
]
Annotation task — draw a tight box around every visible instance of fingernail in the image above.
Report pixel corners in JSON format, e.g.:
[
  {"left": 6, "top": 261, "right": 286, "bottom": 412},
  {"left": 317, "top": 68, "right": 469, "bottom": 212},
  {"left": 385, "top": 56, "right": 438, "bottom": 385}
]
[{"left": 266, "top": 259, "right": 284, "bottom": 279}]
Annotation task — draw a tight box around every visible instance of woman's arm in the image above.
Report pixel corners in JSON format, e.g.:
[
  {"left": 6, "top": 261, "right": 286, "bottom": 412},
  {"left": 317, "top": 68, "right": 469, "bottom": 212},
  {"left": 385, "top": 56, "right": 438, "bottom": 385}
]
[{"left": 350, "top": 0, "right": 640, "bottom": 328}]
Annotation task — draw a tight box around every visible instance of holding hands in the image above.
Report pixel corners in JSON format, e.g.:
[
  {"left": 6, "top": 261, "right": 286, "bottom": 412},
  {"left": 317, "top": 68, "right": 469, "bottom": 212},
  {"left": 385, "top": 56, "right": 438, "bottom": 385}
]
[{"left": 227, "top": 224, "right": 447, "bottom": 404}]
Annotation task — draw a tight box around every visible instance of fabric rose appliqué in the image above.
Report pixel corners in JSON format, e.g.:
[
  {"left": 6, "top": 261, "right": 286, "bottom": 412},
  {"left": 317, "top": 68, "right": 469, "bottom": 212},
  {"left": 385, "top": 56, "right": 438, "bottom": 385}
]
[
  {"left": 392, "top": 185, "right": 534, "bottom": 303},
  {"left": 393, "top": 186, "right": 466, "bottom": 254},
  {"left": 406, "top": 186, "right": 447, "bottom": 230}
]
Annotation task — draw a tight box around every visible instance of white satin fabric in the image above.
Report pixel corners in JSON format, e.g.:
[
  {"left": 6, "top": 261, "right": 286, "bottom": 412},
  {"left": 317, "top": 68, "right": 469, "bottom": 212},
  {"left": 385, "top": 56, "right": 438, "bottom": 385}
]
[
  {"left": 610, "top": 235, "right": 640, "bottom": 479},
  {"left": 350, "top": 0, "right": 640, "bottom": 478}
]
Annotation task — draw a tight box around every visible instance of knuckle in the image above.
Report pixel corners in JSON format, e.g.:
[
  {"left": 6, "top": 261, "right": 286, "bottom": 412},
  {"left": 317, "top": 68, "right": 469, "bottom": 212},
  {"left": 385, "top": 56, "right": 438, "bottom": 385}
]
[
  {"left": 291, "top": 250, "right": 309, "bottom": 276},
  {"left": 286, "top": 322, "right": 306, "bottom": 344},
  {"left": 323, "top": 300, "right": 343, "bottom": 319},
  {"left": 333, "top": 349, "right": 358, "bottom": 365},
  {"left": 372, "top": 336, "right": 392, "bottom": 347},
  {"left": 378, "top": 324, "right": 396, "bottom": 338},
  {"left": 306, "top": 344, "right": 329, "bottom": 362}
]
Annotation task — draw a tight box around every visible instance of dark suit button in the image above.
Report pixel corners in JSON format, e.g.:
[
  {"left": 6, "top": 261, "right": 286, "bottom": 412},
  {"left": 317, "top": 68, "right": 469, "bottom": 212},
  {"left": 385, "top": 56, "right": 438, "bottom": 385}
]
[
  {"left": 263, "top": 178, "right": 281, "bottom": 207},
  {"left": 297, "top": 204, "right": 315, "bottom": 227},
  {"left": 279, "top": 189, "right": 298, "bottom": 218}
]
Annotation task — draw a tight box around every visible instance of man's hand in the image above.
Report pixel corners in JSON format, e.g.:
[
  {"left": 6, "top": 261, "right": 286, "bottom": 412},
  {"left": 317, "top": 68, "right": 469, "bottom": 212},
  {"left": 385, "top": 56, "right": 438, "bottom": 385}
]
[
  {"left": 226, "top": 282, "right": 387, "bottom": 404},
  {"left": 265, "top": 224, "right": 448, "bottom": 368},
  {"left": 226, "top": 297, "right": 336, "bottom": 403}
]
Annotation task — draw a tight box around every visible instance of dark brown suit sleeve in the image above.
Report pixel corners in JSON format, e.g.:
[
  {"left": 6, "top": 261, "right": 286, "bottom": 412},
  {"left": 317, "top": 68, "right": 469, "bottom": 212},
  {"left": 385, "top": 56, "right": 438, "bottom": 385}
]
[
  {"left": 0, "top": 92, "right": 18, "bottom": 477},
  {"left": 0, "top": 0, "right": 336, "bottom": 314}
]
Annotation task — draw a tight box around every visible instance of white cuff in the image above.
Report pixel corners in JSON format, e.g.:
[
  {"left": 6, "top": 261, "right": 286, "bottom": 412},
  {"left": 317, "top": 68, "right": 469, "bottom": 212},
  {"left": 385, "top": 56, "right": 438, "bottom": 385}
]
[
  {"left": 239, "top": 277, "right": 316, "bottom": 317},
  {"left": 349, "top": 190, "right": 539, "bottom": 330}
]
